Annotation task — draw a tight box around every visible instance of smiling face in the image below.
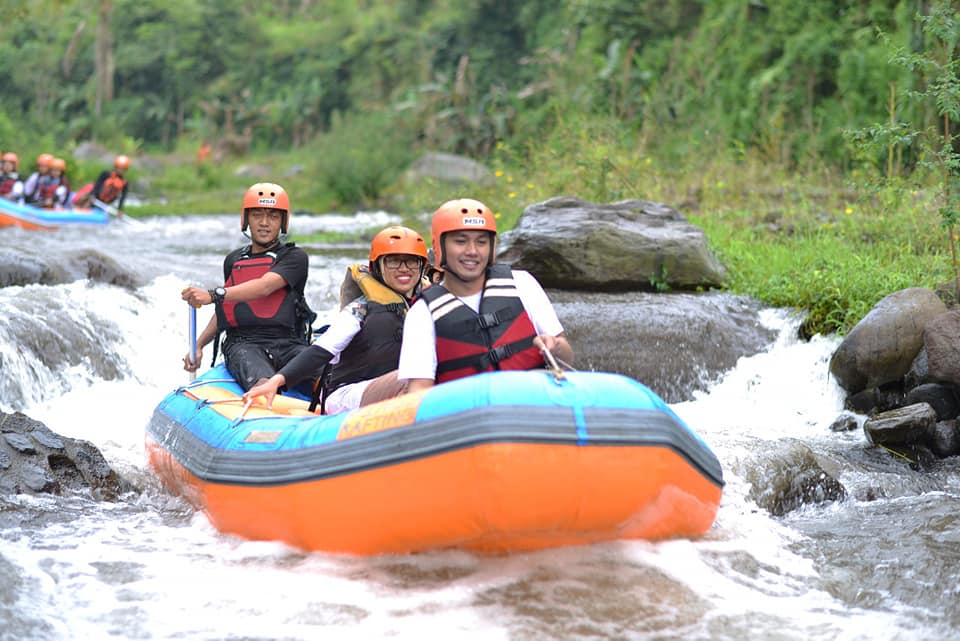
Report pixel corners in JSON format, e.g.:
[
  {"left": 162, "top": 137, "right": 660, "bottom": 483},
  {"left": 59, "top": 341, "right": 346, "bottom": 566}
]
[
  {"left": 245, "top": 207, "right": 283, "bottom": 249},
  {"left": 379, "top": 254, "right": 424, "bottom": 297},
  {"left": 441, "top": 230, "right": 492, "bottom": 293}
]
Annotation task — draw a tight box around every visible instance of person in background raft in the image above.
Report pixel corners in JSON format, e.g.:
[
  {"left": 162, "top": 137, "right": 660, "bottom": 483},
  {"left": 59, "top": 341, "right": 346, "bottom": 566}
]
[
  {"left": 243, "top": 225, "right": 429, "bottom": 414},
  {"left": 22, "top": 153, "right": 53, "bottom": 204},
  {"left": 32, "top": 157, "right": 69, "bottom": 208},
  {"left": 72, "top": 154, "right": 130, "bottom": 211},
  {"left": 397, "top": 198, "right": 573, "bottom": 393},
  {"left": 180, "top": 183, "right": 321, "bottom": 393},
  {"left": 0, "top": 152, "right": 23, "bottom": 202}
]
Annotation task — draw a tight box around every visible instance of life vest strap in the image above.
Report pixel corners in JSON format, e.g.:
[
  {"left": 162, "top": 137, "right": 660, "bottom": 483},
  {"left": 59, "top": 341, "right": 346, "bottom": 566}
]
[{"left": 435, "top": 336, "right": 535, "bottom": 376}]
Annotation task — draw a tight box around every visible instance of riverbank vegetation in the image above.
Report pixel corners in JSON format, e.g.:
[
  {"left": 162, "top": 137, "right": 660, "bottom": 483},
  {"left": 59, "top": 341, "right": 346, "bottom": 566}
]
[{"left": 4, "top": 0, "right": 959, "bottom": 335}]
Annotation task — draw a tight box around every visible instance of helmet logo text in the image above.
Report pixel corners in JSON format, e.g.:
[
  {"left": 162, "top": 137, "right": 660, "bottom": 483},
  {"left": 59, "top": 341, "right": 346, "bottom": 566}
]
[
  {"left": 258, "top": 197, "right": 277, "bottom": 206},
  {"left": 462, "top": 216, "right": 486, "bottom": 226}
]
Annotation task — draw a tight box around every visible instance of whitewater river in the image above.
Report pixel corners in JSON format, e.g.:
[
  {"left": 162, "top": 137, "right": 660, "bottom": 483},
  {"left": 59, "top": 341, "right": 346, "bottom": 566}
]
[{"left": 1, "top": 212, "right": 958, "bottom": 641}]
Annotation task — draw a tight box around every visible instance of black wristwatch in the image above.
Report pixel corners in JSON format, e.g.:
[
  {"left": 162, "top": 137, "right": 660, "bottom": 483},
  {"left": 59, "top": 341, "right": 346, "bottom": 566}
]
[{"left": 209, "top": 286, "right": 227, "bottom": 305}]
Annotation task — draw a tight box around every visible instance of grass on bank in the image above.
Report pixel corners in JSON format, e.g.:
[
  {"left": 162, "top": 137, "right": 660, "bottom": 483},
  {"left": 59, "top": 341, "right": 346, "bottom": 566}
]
[{"left": 121, "top": 125, "right": 955, "bottom": 338}]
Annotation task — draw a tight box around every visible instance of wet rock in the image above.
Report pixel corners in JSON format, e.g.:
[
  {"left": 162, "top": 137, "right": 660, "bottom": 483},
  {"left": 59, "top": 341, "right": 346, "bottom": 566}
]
[
  {"left": 497, "top": 197, "right": 725, "bottom": 292},
  {"left": 746, "top": 441, "right": 846, "bottom": 516},
  {"left": 828, "top": 412, "right": 860, "bottom": 432},
  {"left": 905, "top": 383, "right": 959, "bottom": 421},
  {"left": 551, "top": 290, "right": 776, "bottom": 402},
  {"left": 863, "top": 402, "right": 937, "bottom": 446},
  {"left": 0, "top": 410, "right": 132, "bottom": 500},
  {"left": 904, "top": 347, "right": 930, "bottom": 390},
  {"left": 829, "top": 288, "right": 947, "bottom": 394},
  {"left": 923, "top": 310, "right": 960, "bottom": 386},
  {"left": 927, "top": 420, "right": 960, "bottom": 458},
  {"left": 844, "top": 383, "right": 906, "bottom": 416},
  {"left": 0, "top": 246, "right": 139, "bottom": 288}
]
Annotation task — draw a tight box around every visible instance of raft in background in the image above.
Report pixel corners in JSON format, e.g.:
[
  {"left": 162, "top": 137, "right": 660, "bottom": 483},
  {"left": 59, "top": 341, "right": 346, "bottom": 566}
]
[
  {"left": 0, "top": 198, "right": 110, "bottom": 230},
  {"left": 146, "top": 364, "right": 724, "bottom": 556}
]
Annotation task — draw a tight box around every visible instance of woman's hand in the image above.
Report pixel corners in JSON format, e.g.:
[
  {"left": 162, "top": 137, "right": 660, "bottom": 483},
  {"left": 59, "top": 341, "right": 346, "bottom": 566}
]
[{"left": 243, "top": 374, "right": 285, "bottom": 410}]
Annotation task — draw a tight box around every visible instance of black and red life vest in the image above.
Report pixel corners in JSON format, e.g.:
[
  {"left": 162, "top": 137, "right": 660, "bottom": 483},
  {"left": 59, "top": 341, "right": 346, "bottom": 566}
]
[
  {"left": 35, "top": 175, "right": 63, "bottom": 202},
  {"left": 96, "top": 171, "right": 126, "bottom": 204},
  {"left": 419, "top": 264, "right": 543, "bottom": 383},
  {"left": 0, "top": 172, "right": 19, "bottom": 196},
  {"left": 214, "top": 244, "right": 301, "bottom": 337}
]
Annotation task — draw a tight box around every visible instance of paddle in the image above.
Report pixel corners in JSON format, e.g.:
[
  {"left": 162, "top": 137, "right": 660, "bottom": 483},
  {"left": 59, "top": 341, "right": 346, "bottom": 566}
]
[
  {"left": 188, "top": 302, "right": 198, "bottom": 382},
  {"left": 92, "top": 196, "right": 144, "bottom": 227},
  {"left": 91, "top": 197, "right": 121, "bottom": 217}
]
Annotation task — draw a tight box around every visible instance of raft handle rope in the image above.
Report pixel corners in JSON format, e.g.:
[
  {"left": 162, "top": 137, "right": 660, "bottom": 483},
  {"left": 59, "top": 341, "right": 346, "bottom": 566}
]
[{"left": 176, "top": 378, "right": 237, "bottom": 393}]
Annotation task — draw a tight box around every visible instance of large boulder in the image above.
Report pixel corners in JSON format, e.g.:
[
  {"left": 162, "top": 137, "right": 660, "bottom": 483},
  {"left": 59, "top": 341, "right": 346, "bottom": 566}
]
[
  {"left": 0, "top": 411, "right": 131, "bottom": 499},
  {"left": 550, "top": 290, "right": 776, "bottom": 403},
  {"left": 829, "top": 288, "right": 947, "bottom": 394},
  {"left": 923, "top": 309, "right": 960, "bottom": 386},
  {"left": 404, "top": 152, "right": 493, "bottom": 186},
  {"left": 497, "top": 197, "right": 725, "bottom": 291}
]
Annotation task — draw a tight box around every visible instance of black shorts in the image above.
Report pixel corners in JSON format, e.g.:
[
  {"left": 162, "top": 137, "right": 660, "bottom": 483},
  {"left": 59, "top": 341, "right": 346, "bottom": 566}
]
[{"left": 222, "top": 334, "right": 315, "bottom": 394}]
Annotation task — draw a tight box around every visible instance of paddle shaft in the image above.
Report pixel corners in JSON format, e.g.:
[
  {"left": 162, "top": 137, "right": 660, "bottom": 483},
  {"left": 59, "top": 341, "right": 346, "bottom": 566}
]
[
  {"left": 91, "top": 197, "right": 120, "bottom": 217},
  {"left": 188, "top": 304, "right": 198, "bottom": 382}
]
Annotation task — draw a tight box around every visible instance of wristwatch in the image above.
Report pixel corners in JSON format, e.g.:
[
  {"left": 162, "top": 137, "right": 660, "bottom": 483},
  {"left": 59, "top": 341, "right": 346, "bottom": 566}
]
[{"left": 209, "top": 286, "right": 227, "bottom": 305}]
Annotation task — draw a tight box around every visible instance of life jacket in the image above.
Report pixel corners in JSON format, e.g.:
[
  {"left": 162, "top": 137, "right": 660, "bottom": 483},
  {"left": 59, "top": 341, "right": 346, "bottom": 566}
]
[
  {"left": 420, "top": 264, "right": 544, "bottom": 384},
  {"left": 96, "top": 171, "right": 126, "bottom": 204},
  {"left": 35, "top": 175, "right": 62, "bottom": 203},
  {"left": 324, "top": 263, "right": 423, "bottom": 393},
  {"left": 214, "top": 243, "right": 305, "bottom": 337},
  {"left": 0, "top": 172, "right": 19, "bottom": 196}
]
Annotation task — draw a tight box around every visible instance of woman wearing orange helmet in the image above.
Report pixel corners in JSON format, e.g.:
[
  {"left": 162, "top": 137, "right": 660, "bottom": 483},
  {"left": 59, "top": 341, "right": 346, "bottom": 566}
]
[
  {"left": 243, "top": 225, "right": 430, "bottom": 414},
  {"left": 180, "top": 183, "right": 322, "bottom": 394},
  {"left": 397, "top": 198, "right": 573, "bottom": 393},
  {"left": 72, "top": 154, "right": 131, "bottom": 211},
  {"left": 0, "top": 152, "right": 23, "bottom": 202}
]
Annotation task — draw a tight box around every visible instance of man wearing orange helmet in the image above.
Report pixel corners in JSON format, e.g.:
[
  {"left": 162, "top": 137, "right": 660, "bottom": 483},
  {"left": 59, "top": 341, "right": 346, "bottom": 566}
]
[
  {"left": 397, "top": 198, "right": 573, "bottom": 393},
  {"left": 242, "top": 225, "right": 429, "bottom": 413},
  {"left": 72, "top": 154, "right": 130, "bottom": 211},
  {"left": 0, "top": 152, "right": 23, "bottom": 202},
  {"left": 180, "top": 183, "right": 321, "bottom": 392},
  {"left": 22, "top": 153, "right": 53, "bottom": 205}
]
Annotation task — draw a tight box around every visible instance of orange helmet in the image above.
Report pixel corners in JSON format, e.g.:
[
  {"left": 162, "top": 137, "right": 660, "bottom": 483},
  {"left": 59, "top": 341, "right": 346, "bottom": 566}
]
[
  {"left": 241, "top": 182, "right": 291, "bottom": 233},
  {"left": 37, "top": 153, "right": 54, "bottom": 169},
  {"left": 369, "top": 225, "right": 428, "bottom": 262},
  {"left": 114, "top": 155, "right": 130, "bottom": 171},
  {"left": 431, "top": 198, "right": 497, "bottom": 267},
  {"left": 50, "top": 157, "right": 66, "bottom": 172},
  {"left": 1, "top": 152, "right": 17, "bottom": 168}
]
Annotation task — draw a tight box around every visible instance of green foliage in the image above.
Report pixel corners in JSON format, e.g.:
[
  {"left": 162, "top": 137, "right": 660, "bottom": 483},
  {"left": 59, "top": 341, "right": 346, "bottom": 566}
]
[{"left": 313, "top": 109, "right": 417, "bottom": 208}]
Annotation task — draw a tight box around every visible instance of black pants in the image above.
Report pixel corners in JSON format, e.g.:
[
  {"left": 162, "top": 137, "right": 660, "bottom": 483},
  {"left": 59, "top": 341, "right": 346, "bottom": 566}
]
[{"left": 222, "top": 334, "right": 319, "bottom": 395}]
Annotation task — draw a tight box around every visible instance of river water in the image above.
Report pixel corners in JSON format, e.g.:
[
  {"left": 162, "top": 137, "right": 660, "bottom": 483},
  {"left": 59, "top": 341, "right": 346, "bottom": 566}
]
[{"left": 1, "top": 213, "right": 958, "bottom": 641}]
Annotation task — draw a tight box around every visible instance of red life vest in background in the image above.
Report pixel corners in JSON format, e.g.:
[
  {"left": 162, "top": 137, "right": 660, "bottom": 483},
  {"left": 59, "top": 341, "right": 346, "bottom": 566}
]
[
  {"left": 97, "top": 172, "right": 126, "bottom": 204},
  {"left": 35, "top": 175, "right": 62, "bottom": 202},
  {"left": 420, "top": 264, "right": 544, "bottom": 383}
]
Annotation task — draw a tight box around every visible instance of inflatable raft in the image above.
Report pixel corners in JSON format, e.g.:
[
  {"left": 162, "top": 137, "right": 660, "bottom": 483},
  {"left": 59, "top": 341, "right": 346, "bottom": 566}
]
[
  {"left": 0, "top": 198, "right": 110, "bottom": 230},
  {"left": 146, "top": 364, "right": 723, "bottom": 555}
]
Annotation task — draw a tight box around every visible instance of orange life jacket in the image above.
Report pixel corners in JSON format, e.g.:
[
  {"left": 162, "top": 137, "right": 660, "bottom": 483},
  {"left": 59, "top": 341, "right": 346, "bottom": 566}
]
[{"left": 97, "top": 171, "right": 126, "bottom": 204}]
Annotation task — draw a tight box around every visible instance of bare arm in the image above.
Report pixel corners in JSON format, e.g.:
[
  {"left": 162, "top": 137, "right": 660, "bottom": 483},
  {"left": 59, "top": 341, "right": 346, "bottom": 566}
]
[
  {"left": 406, "top": 379, "right": 435, "bottom": 394},
  {"left": 533, "top": 332, "right": 574, "bottom": 368}
]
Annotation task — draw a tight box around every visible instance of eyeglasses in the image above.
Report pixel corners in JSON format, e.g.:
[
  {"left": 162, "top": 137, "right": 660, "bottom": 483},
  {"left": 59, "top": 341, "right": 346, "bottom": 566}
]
[{"left": 382, "top": 256, "right": 424, "bottom": 270}]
